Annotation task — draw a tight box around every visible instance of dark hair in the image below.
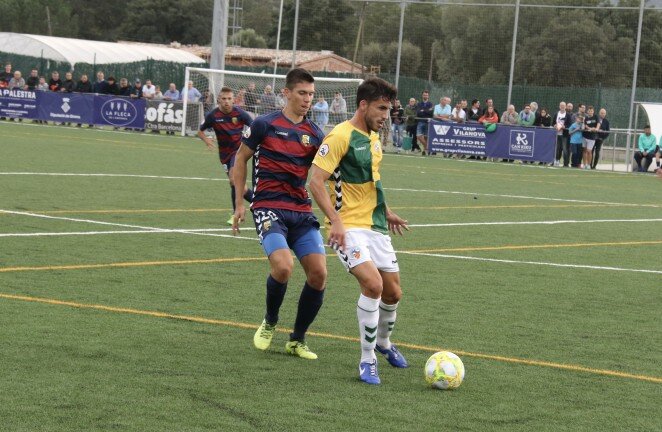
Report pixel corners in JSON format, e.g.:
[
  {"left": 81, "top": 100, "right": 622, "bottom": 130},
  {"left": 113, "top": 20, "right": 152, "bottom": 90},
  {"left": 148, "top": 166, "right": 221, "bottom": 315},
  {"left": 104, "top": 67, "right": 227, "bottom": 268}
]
[
  {"left": 471, "top": 99, "right": 479, "bottom": 106},
  {"left": 644, "top": 124, "right": 651, "bottom": 129},
  {"left": 220, "top": 86, "right": 233, "bottom": 93},
  {"left": 355, "top": 77, "right": 397, "bottom": 108},
  {"left": 587, "top": 105, "right": 594, "bottom": 111},
  {"left": 285, "top": 68, "right": 314, "bottom": 90}
]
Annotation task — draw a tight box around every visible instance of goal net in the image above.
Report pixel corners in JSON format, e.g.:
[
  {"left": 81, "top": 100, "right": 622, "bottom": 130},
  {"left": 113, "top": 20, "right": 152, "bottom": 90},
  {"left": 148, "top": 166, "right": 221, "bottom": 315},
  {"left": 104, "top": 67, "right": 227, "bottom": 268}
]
[{"left": 181, "top": 67, "right": 363, "bottom": 136}]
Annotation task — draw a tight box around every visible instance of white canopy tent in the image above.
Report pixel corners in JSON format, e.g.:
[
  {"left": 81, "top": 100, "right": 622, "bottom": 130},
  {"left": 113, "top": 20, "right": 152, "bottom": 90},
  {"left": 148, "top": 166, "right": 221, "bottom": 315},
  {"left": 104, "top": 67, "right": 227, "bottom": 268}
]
[{"left": 0, "top": 32, "right": 205, "bottom": 68}]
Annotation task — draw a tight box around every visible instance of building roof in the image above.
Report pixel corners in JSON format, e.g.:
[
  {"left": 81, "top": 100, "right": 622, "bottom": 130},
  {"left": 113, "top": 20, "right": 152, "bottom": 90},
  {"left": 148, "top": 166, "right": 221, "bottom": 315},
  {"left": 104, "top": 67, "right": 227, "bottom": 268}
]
[{"left": 0, "top": 32, "right": 206, "bottom": 67}]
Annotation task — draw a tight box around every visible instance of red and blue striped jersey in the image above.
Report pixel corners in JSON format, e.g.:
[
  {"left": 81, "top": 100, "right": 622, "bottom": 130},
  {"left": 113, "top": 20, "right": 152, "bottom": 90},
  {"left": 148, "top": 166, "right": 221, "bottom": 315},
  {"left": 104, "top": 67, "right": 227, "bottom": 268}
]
[
  {"left": 200, "top": 106, "right": 253, "bottom": 165},
  {"left": 242, "top": 111, "right": 324, "bottom": 212}
]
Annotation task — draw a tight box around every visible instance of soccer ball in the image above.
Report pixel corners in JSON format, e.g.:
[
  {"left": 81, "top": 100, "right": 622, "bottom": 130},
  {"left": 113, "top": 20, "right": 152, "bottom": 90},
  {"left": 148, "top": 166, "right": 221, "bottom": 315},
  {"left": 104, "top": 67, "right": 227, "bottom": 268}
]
[{"left": 424, "top": 351, "right": 465, "bottom": 390}]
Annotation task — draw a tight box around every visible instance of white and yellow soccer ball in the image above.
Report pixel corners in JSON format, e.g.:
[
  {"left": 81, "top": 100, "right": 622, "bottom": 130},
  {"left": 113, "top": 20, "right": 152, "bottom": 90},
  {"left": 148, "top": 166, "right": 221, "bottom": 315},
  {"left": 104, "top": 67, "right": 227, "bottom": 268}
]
[{"left": 424, "top": 351, "right": 465, "bottom": 390}]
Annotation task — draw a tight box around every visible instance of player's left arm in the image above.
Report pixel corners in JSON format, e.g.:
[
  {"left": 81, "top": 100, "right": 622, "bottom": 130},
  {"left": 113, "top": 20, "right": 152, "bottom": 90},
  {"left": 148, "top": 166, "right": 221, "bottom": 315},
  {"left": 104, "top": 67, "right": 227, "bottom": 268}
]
[{"left": 385, "top": 204, "right": 409, "bottom": 236}]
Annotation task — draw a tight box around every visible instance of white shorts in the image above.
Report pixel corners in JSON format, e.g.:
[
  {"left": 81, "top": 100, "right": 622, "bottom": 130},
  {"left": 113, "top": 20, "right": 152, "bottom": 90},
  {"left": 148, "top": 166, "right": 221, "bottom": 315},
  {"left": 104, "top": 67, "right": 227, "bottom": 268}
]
[
  {"left": 336, "top": 228, "right": 399, "bottom": 273},
  {"left": 583, "top": 138, "right": 595, "bottom": 150}
]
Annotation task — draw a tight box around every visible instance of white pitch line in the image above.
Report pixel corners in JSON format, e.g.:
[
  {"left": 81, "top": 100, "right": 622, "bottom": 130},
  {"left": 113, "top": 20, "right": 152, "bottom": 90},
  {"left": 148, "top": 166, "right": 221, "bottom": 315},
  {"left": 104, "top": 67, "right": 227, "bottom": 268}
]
[
  {"left": 0, "top": 171, "right": 657, "bottom": 208},
  {"left": 0, "top": 172, "right": 227, "bottom": 182},
  {"left": 0, "top": 210, "right": 257, "bottom": 241},
  {"left": 408, "top": 218, "right": 662, "bottom": 227},
  {"left": 0, "top": 228, "right": 233, "bottom": 238},
  {"left": 399, "top": 251, "right": 662, "bottom": 275},
  {"left": 384, "top": 187, "right": 660, "bottom": 208}
]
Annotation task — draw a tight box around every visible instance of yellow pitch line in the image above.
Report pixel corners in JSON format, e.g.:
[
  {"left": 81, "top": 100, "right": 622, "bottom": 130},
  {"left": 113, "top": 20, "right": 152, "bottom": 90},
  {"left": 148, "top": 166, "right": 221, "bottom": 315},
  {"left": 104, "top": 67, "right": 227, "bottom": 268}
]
[
  {"left": 407, "top": 240, "right": 662, "bottom": 254},
  {"left": 0, "top": 292, "right": 659, "bottom": 384},
  {"left": 0, "top": 256, "right": 267, "bottom": 273}
]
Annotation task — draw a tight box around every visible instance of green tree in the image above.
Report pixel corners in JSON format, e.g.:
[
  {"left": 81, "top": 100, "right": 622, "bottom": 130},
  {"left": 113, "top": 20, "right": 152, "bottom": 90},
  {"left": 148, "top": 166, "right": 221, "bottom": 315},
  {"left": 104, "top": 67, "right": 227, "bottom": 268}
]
[
  {"left": 0, "top": 0, "right": 77, "bottom": 37},
  {"left": 229, "top": 29, "right": 267, "bottom": 48}
]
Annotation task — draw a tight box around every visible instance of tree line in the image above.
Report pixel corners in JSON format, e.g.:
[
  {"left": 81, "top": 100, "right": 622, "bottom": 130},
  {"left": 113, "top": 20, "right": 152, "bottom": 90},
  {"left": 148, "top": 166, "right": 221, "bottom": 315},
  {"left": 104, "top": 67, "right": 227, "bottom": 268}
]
[{"left": 2, "top": 0, "right": 661, "bottom": 88}]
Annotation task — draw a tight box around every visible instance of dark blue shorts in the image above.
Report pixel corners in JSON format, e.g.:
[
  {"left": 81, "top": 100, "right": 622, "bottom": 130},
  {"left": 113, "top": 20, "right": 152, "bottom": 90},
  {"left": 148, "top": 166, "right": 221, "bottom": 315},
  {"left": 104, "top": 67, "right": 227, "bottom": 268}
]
[
  {"left": 252, "top": 208, "right": 325, "bottom": 259},
  {"left": 220, "top": 152, "right": 236, "bottom": 174}
]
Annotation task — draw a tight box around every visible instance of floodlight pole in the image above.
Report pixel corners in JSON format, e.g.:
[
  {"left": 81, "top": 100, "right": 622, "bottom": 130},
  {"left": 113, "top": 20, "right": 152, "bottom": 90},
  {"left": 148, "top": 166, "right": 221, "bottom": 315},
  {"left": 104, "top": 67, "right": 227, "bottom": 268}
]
[
  {"left": 506, "top": 0, "right": 520, "bottom": 108},
  {"left": 625, "top": 0, "right": 645, "bottom": 173},
  {"left": 211, "top": 0, "right": 228, "bottom": 72},
  {"left": 292, "top": 0, "right": 300, "bottom": 67},
  {"left": 272, "top": 0, "right": 284, "bottom": 89},
  {"left": 394, "top": 1, "right": 406, "bottom": 89}
]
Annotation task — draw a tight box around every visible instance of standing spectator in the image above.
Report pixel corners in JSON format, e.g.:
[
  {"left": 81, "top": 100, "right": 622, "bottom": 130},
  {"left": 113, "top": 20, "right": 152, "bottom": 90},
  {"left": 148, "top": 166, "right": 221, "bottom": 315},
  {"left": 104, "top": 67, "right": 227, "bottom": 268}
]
[
  {"left": 244, "top": 81, "right": 259, "bottom": 112},
  {"left": 48, "top": 71, "right": 62, "bottom": 92},
  {"left": 76, "top": 74, "right": 93, "bottom": 93},
  {"left": 275, "top": 88, "right": 286, "bottom": 110},
  {"left": 568, "top": 114, "right": 585, "bottom": 168},
  {"left": 2, "top": 63, "right": 12, "bottom": 85},
  {"left": 130, "top": 79, "right": 143, "bottom": 98},
  {"left": 26, "top": 69, "right": 39, "bottom": 90},
  {"left": 404, "top": 97, "right": 419, "bottom": 152},
  {"left": 482, "top": 98, "right": 499, "bottom": 118},
  {"left": 592, "top": 108, "right": 610, "bottom": 169},
  {"left": 460, "top": 99, "right": 468, "bottom": 116},
  {"left": 330, "top": 91, "right": 347, "bottom": 124},
  {"left": 467, "top": 99, "right": 481, "bottom": 122},
  {"left": 634, "top": 125, "right": 657, "bottom": 172},
  {"left": 433, "top": 96, "right": 451, "bottom": 120},
  {"left": 450, "top": 100, "right": 466, "bottom": 123},
  {"left": 60, "top": 72, "right": 75, "bottom": 92},
  {"left": 416, "top": 90, "right": 434, "bottom": 155},
  {"left": 93, "top": 71, "right": 107, "bottom": 94},
  {"left": 312, "top": 95, "right": 329, "bottom": 131},
  {"left": 234, "top": 87, "right": 246, "bottom": 108},
  {"left": 390, "top": 99, "right": 405, "bottom": 151},
  {"left": 478, "top": 106, "right": 498, "bottom": 124},
  {"left": 117, "top": 78, "right": 131, "bottom": 96},
  {"left": 534, "top": 107, "right": 552, "bottom": 127},
  {"left": 530, "top": 101, "right": 540, "bottom": 124},
  {"left": 104, "top": 76, "right": 119, "bottom": 95},
  {"left": 141, "top": 79, "right": 156, "bottom": 99},
  {"left": 553, "top": 102, "right": 570, "bottom": 167},
  {"left": 182, "top": 80, "right": 201, "bottom": 102},
  {"left": 8, "top": 71, "right": 25, "bottom": 90},
  {"left": 582, "top": 106, "right": 598, "bottom": 170},
  {"left": 500, "top": 104, "right": 518, "bottom": 125},
  {"left": 518, "top": 104, "right": 535, "bottom": 126},
  {"left": 163, "top": 83, "right": 180, "bottom": 101},
  {"left": 260, "top": 85, "right": 277, "bottom": 113},
  {"left": 36, "top": 76, "right": 48, "bottom": 91},
  {"left": 153, "top": 85, "right": 163, "bottom": 100}
]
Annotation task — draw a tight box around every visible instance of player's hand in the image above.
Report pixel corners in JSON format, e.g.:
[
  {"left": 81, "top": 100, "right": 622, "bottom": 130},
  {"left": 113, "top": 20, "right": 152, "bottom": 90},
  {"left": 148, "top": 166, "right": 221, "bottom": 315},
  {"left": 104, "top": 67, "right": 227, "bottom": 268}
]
[
  {"left": 386, "top": 211, "right": 409, "bottom": 236},
  {"left": 328, "top": 218, "right": 346, "bottom": 252},
  {"left": 232, "top": 205, "right": 245, "bottom": 235},
  {"left": 205, "top": 139, "right": 215, "bottom": 151}
]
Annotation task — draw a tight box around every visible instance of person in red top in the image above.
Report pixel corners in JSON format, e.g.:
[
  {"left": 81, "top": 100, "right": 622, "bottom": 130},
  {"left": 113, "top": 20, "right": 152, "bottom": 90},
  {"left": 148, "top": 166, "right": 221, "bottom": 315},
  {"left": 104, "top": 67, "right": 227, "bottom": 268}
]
[
  {"left": 478, "top": 106, "right": 498, "bottom": 124},
  {"left": 232, "top": 68, "right": 327, "bottom": 360}
]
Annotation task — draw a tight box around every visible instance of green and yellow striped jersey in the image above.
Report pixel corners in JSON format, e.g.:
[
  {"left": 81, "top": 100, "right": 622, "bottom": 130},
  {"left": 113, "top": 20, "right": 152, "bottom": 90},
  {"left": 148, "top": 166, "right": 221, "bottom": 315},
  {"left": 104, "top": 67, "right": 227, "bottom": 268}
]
[{"left": 312, "top": 121, "right": 387, "bottom": 233}]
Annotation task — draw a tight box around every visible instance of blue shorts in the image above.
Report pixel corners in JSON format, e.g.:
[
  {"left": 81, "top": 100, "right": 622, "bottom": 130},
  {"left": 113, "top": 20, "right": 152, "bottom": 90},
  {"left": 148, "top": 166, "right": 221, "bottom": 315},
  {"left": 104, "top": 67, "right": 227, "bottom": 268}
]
[
  {"left": 252, "top": 208, "right": 325, "bottom": 260},
  {"left": 416, "top": 121, "right": 428, "bottom": 136},
  {"left": 220, "top": 152, "right": 236, "bottom": 174}
]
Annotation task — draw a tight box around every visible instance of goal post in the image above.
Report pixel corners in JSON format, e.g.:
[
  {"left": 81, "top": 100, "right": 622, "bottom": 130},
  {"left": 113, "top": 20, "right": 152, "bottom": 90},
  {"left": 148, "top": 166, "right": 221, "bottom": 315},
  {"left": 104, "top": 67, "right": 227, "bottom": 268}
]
[{"left": 181, "top": 67, "right": 363, "bottom": 136}]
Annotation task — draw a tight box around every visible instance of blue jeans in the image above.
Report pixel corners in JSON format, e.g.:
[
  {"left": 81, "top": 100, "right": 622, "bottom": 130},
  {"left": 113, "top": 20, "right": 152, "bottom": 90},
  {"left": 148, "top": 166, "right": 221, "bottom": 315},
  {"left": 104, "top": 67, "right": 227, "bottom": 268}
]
[{"left": 391, "top": 123, "right": 404, "bottom": 147}]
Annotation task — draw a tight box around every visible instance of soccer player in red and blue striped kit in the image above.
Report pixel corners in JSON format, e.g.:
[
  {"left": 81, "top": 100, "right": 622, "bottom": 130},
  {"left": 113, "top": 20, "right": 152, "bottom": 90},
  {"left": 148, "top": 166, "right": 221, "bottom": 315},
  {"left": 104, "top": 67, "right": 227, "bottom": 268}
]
[
  {"left": 197, "top": 87, "right": 254, "bottom": 225},
  {"left": 232, "top": 69, "right": 327, "bottom": 360}
]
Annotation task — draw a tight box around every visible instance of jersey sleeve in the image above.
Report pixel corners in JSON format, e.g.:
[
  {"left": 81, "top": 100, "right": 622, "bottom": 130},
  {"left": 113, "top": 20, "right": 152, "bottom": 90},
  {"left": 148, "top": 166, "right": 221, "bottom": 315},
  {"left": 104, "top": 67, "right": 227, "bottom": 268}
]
[
  {"left": 239, "top": 109, "right": 253, "bottom": 127},
  {"left": 312, "top": 129, "right": 348, "bottom": 174},
  {"left": 241, "top": 116, "right": 268, "bottom": 151},
  {"left": 199, "top": 111, "right": 214, "bottom": 131}
]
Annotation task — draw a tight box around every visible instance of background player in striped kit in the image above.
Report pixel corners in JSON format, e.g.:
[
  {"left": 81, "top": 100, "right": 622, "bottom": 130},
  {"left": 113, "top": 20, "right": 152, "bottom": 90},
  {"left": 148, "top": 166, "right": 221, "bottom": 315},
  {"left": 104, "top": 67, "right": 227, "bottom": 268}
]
[
  {"left": 308, "top": 77, "right": 410, "bottom": 385},
  {"left": 232, "top": 69, "right": 327, "bottom": 360},
  {"left": 197, "top": 87, "right": 254, "bottom": 225}
]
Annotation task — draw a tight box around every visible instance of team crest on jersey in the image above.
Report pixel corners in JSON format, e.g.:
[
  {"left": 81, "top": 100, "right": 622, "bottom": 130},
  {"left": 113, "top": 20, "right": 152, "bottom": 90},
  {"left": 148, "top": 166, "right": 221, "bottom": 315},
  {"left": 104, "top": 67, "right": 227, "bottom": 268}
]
[
  {"left": 318, "top": 144, "right": 329, "bottom": 157},
  {"left": 243, "top": 127, "right": 251, "bottom": 138},
  {"left": 351, "top": 247, "right": 361, "bottom": 260},
  {"left": 301, "top": 134, "right": 311, "bottom": 146},
  {"left": 263, "top": 220, "right": 272, "bottom": 231},
  {"left": 232, "top": 117, "right": 238, "bottom": 124}
]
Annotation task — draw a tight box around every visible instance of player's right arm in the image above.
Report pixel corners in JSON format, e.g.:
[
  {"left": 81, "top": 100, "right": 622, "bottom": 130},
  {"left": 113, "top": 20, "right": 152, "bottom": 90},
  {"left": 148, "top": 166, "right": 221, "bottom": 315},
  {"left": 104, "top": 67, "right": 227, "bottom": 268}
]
[
  {"left": 197, "top": 112, "right": 216, "bottom": 151},
  {"left": 231, "top": 143, "right": 254, "bottom": 234},
  {"left": 309, "top": 165, "right": 345, "bottom": 251}
]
